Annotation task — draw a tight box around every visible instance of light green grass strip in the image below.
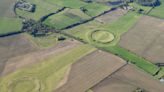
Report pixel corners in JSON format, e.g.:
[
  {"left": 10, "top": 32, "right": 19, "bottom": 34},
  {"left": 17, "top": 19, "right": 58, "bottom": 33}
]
[{"left": 102, "top": 46, "right": 159, "bottom": 75}]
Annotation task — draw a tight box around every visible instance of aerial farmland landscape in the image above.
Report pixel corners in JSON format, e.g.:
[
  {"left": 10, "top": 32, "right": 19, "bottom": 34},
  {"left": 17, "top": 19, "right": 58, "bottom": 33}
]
[{"left": 0, "top": 0, "right": 164, "bottom": 92}]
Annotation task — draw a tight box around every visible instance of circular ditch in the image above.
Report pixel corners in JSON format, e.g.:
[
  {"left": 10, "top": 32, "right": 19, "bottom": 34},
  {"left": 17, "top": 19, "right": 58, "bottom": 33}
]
[
  {"left": 90, "top": 30, "right": 114, "bottom": 44},
  {"left": 8, "top": 77, "right": 41, "bottom": 92}
]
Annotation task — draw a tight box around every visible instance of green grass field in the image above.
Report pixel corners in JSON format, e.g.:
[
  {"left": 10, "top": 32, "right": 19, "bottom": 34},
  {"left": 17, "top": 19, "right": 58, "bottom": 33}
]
[
  {"left": 149, "top": 0, "right": 164, "bottom": 19},
  {"left": 26, "top": 33, "right": 67, "bottom": 49},
  {"left": 45, "top": 0, "right": 87, "bottom": 8},
  {"left": 16, "top": 0, "right": 62, "bottom": 20},
  {"left": 0, "top": 45, "right": 96, "bottom": 92},
  {"left": 65, "top": 12, "right": 141, "bottom": 46},
  {"left": 44, "top": 8, "right": 91, "bottom": 29},
  {"left": 81, "top": 2, "right": 111, "bottom": 17},
  {"left": 0, "top": 17, "right": 22, "bottom": 34},
  {"left": 91, "top": 30, "right": 114, "bottom": 43},
  {"left": 129, "top": 3, "right": 153, "bottom": 14},
  {"left": 155, "top": 67, "right": 164, "bottom": 78}
]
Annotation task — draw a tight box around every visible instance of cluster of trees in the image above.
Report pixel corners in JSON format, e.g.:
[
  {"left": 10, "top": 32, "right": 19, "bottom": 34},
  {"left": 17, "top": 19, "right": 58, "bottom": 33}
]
[
  {"left": 115, "top": 0, "right": 159, "bottom": 7},
  {"left": 136, "top": 0, "right": 159, "bottom": 6},
  {"left": 22, "top": 19, "right": 56, "bottom": 36},
  {"left": 133, "top": 88, "right": 148, "bottom": 92}
]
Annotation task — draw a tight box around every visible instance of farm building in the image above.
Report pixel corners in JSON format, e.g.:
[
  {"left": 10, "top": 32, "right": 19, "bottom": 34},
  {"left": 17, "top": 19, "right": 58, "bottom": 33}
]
[{"left": 16, "top": 0, "right": 36, "bottom": 12}]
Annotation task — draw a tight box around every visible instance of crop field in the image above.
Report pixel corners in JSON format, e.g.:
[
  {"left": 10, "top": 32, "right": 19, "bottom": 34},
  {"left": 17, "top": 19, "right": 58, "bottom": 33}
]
[
  {"left": 44, "top": 8, "right": 91, "bottom": 29},
  {"left": 55, "top": 50, "right": 126, "bottom": 92},
  {"left": 149, "top": 0, "right": 164, "bottom": 19},
  {"left": 119, "top": 16, "right": 164, "bottom": 64},
  {"left": 16, "top": 0, "right": 62, "bottom": 20},
  {"left": 91, "top": 64, "right": 164, "bottom": 92},
  {"left": 64, "top": 11, "right": 141, "bottom": 46},
  {"left": 103, "top": 46, "right": 159, "bottom": 75},
  {"left": 0, "top": 0, "right": 16, "bottom": 17},
  {"left": 0, "top": 0, "right": 164, "bottom": 91},
  {"left": 95, "top": 8, "right": 127, "bottom": 24},
  {"left": 0, "top": 34, "right": 37, "bottom": 76},
  {"left": 0, "top": 43, "right": 95, "bottom": 92},
  {"left": 1, "top": 40, "right": 81, "bottom": 75}
]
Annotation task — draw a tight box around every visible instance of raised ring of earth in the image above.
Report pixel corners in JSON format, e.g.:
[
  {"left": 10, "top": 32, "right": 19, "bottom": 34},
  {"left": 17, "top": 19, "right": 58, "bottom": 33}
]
[
  {"left": 8, "top": 77, "right": 41, "bottom": 92},
  {"left": 90, "top": 30, "right": 115, "bottom": 44}
]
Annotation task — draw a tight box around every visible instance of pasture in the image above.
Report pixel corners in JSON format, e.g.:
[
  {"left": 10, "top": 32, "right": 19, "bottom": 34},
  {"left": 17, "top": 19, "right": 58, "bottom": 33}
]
[
  {"left": 55, "top": 50, "right": 126, "bottom": 92},
  {"left": 91, "top": 64, "right": 164, "bottom": 92},
  {"left": 16, "top": 0, "right": 62, "bottom": 20},
  {"left": 129, "top": 3, "right": 153, "bottom": 14},
  {"left": 45, "top": 0, "right": 87, "bottom": 8},
  {"left": 81, "top": 2, "right": 111, "bottom": 17},
  {"left": 44, "top": 8, "right": 91, "bottom": 29},
  {"left": 0, "top": 43, "right": 95, "bottom": 92},
  {"left": 149, "top": 0, "right": 164, "bottom": 19},
  {"left": 0, "top": 17, "right": 22, "bottom": 35},
  {"left": 65, "top": 11, "right": 141, "bottom": 46},
  {"left": 26, "top": 33, "right": 68, "bottom": 49}
]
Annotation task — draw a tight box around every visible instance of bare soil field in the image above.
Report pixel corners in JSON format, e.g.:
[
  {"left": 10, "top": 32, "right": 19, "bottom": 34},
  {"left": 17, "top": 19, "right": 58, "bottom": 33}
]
[
  {"left": 95, "top": 8, "right": 127, "bottom": 24},
  {"left": 0, "top": 0, "right": 16, "bottom": 17},
  {"left": 92, "top": 64, "right": 164, "bottom": 92},
  {"left": 119, "top": 16, "right": 164, "bottom": 63},
  {"left": 54, "top": 50, "right": 127, "bottom": 92},
  {"left": 1, "top": 39, "right": 81, "bottom": 76},
  {"left": 0, "top": 34, "right": 37, "bottom": 76}
]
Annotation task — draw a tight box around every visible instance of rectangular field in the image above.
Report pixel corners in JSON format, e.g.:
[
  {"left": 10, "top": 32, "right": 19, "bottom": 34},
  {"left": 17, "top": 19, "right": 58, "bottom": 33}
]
[
  {"left": 55, "top": 50, "right": 127, "bottom": 92},
  {"left": 119, "top": 16, "right": 164, "bottom": 64},
  {"left": 0, "top": 0, "right": 16, "bottom": 17},
  {"left": 91, "top": 64, "right": 164, "bottom": 92},
  {"left": 0, "top": 17, "right": 22, "bottom": 34},
  {"left": 44, "top": 8, "right": 91, "bottom": 29}
]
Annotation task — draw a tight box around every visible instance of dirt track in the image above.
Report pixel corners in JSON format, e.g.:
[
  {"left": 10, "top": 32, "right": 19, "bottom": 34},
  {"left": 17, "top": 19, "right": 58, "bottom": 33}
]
[
  {"left": 92, "top": 64, "right": 164, "bottom": 92},
  {"left": 54, "top": 50, "right": 127, "bottom": 92},
  {"left": 119, "top": 16, "right": 164, "bottom": 63},
  {"left": 2, "top": 39, "right": 81, "bottom": 76}
]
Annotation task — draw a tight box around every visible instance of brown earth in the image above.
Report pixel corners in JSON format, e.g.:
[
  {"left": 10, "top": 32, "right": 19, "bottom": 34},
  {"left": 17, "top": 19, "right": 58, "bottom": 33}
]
[
  {"left": 0, "top": 0, "right": 16, "bottom": 17},
  {"left": 119, "top": 16, "right": 164, "bottom": 63},
  {"left": 0, "top": 34, "right": 37, "bottom": 76},
  {"left": 95, "top": 8, "right": 127, "bottom": 24},
  {"left": 92, "top": 64, "right": 164, "bottom": 92},
  {"left": 1, "top": 39, "right": 81, "bottom": 76},
  {"left": 54, "top": 50, "right": 127, "bottom": 92}
]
